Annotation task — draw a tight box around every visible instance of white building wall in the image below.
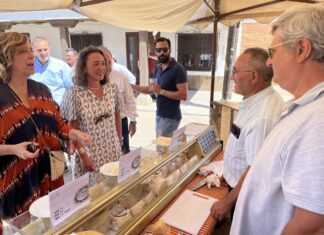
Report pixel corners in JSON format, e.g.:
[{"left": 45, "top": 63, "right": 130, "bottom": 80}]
[{"left": 8, "top": 21, "right": 228, "bottom": 76}]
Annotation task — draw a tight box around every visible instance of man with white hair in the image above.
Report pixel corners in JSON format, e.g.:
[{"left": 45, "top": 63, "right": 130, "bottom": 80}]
[
  {"left": 231, "top": 3, "right": 324, "bottom": 234},
  {"left": 30, "top": 37, "right": 72, "bottom": 105}
]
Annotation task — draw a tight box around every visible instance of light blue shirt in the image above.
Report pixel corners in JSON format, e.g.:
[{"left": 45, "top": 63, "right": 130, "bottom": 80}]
[{"left": 30, "top": 57, "right": 72, "bottom": 105}]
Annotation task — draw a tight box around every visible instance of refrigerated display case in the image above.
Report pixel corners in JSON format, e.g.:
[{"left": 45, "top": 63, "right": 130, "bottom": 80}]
[{"left": 5, "top": 124, "right": 222, "bottom": 235}]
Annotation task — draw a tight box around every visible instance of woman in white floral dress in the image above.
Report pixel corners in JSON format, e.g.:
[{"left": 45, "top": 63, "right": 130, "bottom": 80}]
[{"left": 61, "top": 46, "right": 122, "bottom": 184}]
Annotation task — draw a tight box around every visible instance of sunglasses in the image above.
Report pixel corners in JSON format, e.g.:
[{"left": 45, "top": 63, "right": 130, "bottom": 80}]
[
  {"left": 94, "top": 112, "right": 111, "bottom": 125},
  {"left": 267, "top": 40, "right": 296, "bottom": 58},
  {"left": 155, "top": 47, "right": 169, "bottom": 53}
]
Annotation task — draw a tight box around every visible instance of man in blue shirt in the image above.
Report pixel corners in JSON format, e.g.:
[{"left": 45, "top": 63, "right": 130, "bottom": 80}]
[
  {"left": 132, "top": 37, "right": 188, "bottom": 137},
  {"left": 30, "top": 37, "right": 72, "bottom": 105}
]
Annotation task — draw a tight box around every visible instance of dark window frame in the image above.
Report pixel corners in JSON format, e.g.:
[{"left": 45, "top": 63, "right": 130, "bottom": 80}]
[
  {"left": 69, "top": 33, "right": 103, "bottom": 52},
  {"left": 177, "top": 33, "right": 213, "bottom": 71}
]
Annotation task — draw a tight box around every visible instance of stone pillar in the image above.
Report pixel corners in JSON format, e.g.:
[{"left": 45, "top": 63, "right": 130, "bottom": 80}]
[
  {"left": 59, "top": 26, "right": 70, "bottom": 61},
  {"left": 136, "top": 31, "right": 153, "bottom": 105},
  {"left": 138, "top": 31, "right": 149, "bottom": 85}
]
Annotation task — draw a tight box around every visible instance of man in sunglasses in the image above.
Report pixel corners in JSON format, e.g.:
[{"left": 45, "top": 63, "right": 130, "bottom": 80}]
[
  {"left": 230, "top": 4, "right": 324, "bottom": 235},
  {"left": 132, "top": 37, "right": 188, "bottom": 137},
  {"left": 210, "top": 47, "right": 284, "bottom": 225}
]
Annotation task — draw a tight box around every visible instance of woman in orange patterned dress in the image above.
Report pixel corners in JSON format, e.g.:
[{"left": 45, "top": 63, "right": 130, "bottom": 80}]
[{"left": 0, "top": 32, "right": 92, "bottom": 226}]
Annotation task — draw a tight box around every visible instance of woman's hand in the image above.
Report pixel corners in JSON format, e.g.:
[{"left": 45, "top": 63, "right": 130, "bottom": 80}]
[
  {"left": 69, "top": 129, "right": 92, "bottom": 146},
  {"left": 14, "top": 142, "right": 40, "bottom": 160},
  {"left": 80, "top": 154, "right": 96, "bottom": 172}
]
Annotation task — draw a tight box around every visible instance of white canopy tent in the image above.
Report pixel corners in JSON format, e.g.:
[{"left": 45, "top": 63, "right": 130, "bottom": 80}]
[
  {"left": 1, "top": 0, "right": 321, "bottom": 31},
  {"left": 1, "top": 0, "right": 322, "bottom": 104}
]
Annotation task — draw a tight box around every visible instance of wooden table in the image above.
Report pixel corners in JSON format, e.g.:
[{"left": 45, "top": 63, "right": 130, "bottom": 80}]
[{"left": 142, "top": 151, "right": 228, "bottom": 235}]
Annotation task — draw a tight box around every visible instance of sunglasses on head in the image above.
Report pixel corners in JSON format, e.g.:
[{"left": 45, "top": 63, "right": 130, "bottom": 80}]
[{"left": 155, "top": 47, "right": 169, "bottom": 53}]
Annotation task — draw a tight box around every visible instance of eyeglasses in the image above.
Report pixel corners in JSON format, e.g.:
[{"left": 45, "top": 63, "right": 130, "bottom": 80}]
[
  {"left": 267, "top": 40, "right": 295, "bottom": 58},
  {"left": 232, "top": 69, "right": 254, "bottom": 76},
  {"left": 155, "top": 47, "right": 169, "bottom": 53}
]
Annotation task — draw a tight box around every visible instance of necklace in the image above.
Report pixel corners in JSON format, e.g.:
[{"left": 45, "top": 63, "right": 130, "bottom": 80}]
[{"left": 88, "top": 86, "right": 101, "bottom": 90}]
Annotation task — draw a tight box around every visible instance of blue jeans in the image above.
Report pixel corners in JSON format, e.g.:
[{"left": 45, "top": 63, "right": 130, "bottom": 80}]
[{"left": 155, "top": 116, "right": 180, "bottom": 137}]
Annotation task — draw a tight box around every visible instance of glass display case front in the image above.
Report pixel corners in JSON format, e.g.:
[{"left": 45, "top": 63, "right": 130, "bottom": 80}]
[{"left": 5, "top": 124, "right": 222, "bottom": 235}]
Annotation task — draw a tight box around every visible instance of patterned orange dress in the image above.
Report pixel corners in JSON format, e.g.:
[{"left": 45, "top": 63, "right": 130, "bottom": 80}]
[{"left": 0, "top": 79, "right": 71, "bottom": 222}]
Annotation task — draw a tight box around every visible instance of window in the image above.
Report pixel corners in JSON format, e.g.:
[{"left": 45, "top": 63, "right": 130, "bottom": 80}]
[
  {"left": 178, "top": 34, "right": 212, "bottom": 71},
  {"left": 70, "top": 33, "right": 103, "bottom": 52}
]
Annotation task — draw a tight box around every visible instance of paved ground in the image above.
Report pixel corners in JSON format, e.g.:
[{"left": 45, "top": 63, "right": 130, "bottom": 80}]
[{"left": 130, "top": 90, "right": 212, "bottom": 148}]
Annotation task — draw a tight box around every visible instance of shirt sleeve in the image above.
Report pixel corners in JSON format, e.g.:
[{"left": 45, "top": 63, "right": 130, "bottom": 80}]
[
  {"left": 282, "top": 122, "right": 324, "bottom": 215},
  {"left": 174, "top": 64, "right": 187, "bottom": 84},
  {"left": 122, "top": 76, "right": 138, "bottom": 121},
  {"left": 61, "top": 62, "right": 73, "bottom": 89},
  {"left": 60, "top": 87, "right": 80, "bottom": 122}
]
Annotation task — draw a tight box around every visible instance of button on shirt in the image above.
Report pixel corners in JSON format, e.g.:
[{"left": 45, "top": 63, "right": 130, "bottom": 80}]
[
  {"left": 109, "top": 69, "right": 138, "bottom": 121},
  {"left": 223, "top": 86, "right": 284, "bottom": 187},
  {"left": 30, "top": 57, "right": 72, "bottom": 105},
  {"left": 231, "top": 82, "right": 324, "bottom": 235}
]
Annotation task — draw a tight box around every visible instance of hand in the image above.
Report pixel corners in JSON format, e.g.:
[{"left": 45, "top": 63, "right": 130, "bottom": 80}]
[
  {"left": 129, "top": 123, "right": 136, "bottom": 137},
  {"left": 210, "top": 197, "right": 232, "bottom": 222},
  {"left": 220, "top": 175, "right": 228, "bottom": 187},
  {"left": 67, "top": 140, "right": 76, "bottom": 155},
  {"left": 149, "top": 83, "right": 161, "bottom": 93},
  {"left": 14, "top": 142, "right": 40, "bottom": 160},
  {"left": 69, "top": 129, "right": 92, "bottom": 146},
  {"left": 80, "top": 154, "right": 96, "bottom": 172}
]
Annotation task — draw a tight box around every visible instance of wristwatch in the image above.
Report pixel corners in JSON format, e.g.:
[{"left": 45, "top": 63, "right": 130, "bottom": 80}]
[
  {"left": 130, "top": 121, "right": 137, "bottom": 125},
  {"left": 159, "top": 89, "right": 167, "bottom": 96}
]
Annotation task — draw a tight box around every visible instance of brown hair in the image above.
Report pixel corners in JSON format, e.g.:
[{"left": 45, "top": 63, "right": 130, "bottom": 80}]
[
  {"left": 73, "top": 46, "right": 109, "bottom": 87},
  {"left": 0, "top": 32, "right": 29, "bottom": 84}
]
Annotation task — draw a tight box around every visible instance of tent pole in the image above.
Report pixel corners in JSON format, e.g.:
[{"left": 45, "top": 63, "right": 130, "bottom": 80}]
[{"left": 210, "top": 15, "right": 218, "bottom": 107}]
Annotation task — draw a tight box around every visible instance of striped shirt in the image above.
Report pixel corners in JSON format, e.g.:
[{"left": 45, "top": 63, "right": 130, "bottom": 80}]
[{"left": 223, "top": 86, "right": 284, "bottom": 187}]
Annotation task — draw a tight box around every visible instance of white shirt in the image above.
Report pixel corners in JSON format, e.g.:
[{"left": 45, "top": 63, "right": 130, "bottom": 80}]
[
  {"left": 112, "top": 63, "right": 136, "bottom": 84},
  {"left": 109, "top": 69, "right": 138, "bottom": 121},
  {"left": 223, "top": 86, "right": 284, "bottom": 187},
  {"left": 231, "top": 82, "right": 324, "bottom": 235}
]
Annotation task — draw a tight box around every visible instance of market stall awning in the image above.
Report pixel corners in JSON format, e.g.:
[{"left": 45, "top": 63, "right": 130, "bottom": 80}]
[{"left": 1, "top": 0, "right": 322, "bottom": 32}]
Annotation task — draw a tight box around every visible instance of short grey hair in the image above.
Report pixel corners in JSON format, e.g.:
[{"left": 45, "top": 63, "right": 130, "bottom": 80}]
[
  {"left": 32, "top": 36, "right": 48, "bottom": 46},
  {"left": 272, "top": 3, "right": 324, "bottom": 63},
  {"left": 243, "top": 47, "right": 273, "bottom": 82},
  {"left": 66, "top": 48, "right": 78, "bottom": 56}
]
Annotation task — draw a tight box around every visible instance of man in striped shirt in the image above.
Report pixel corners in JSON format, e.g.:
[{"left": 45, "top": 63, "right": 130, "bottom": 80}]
[{"left": 210, "top": 47, "right": 284, "bottom": 223}]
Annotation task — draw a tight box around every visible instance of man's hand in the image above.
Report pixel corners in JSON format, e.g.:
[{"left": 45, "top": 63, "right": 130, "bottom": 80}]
[
  {"left": 210, "top": 197, "right": 233, "bottom": 222},
  {"left": 129, "top": 122, "right": 136, "bottom": 137},
  {"left": 149, "top": 83, "right": 161, "bottom": 94}
]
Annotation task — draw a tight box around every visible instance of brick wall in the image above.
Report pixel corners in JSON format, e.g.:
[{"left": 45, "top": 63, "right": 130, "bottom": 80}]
[{"left": 240, "top": 22, "right": 272, "bottom": 53}]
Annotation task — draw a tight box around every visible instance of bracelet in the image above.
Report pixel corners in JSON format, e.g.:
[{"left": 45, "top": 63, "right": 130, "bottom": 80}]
[
  {"left": 78, "top": 147, "right": 86, "bottom": 155},
  {"left": 159, "top": 89, "right": 167, "bottom": 96},
  {"left": 130, "top": 121, "right": 137, "bottom": 125}
]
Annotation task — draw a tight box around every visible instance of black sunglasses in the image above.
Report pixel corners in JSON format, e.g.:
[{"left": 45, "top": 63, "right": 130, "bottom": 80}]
[{"left": 155, "top": 47, "right": 169, "bottom": 53}]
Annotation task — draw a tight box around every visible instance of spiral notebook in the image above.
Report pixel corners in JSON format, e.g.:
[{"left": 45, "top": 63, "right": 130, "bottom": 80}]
[{"left": 161, "top": 189, "right": 217, "bottom": 235}]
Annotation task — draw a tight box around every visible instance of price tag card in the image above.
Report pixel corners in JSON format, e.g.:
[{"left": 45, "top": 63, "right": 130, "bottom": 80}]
[
  {"left": 118, "top": 147, "right": 142, "bottom": 183},
  {"left": 169, "top": 126, "right": 186, "bottom": 151},
  {"left": 49, "top": 173, "right": 89, "bottom": 226}
]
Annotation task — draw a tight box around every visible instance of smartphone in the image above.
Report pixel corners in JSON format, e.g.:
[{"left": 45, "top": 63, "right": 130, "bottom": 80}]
[{"left": 231, "top": 123, "right": 241, "bottom": 139}]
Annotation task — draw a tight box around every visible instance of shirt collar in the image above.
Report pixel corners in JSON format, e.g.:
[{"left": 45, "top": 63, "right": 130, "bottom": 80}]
[
  {"left": 240, "top": 86, "right": 274, "bottom": 110},
  {"left": 281, "top": 81, "right": 324, "bottom": 117},
  {"left": 35, "top": 57, "right": 51, "bottom": 68}
]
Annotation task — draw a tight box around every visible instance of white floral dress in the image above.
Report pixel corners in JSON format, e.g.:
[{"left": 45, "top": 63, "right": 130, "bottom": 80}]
[{"left": 61, "top": 82, "right": 122, "bottom": 184}]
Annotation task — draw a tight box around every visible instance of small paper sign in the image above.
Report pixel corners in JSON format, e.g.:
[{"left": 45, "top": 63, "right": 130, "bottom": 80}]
[
  {"left": 49, "top": 173, "right": 90, "bottom": 226},
  {"left": 118, "top": 147, "right": 142, "bottom": 183},
  {"left": 169, "top": 126, "right": 186, "bottom": 151}
]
